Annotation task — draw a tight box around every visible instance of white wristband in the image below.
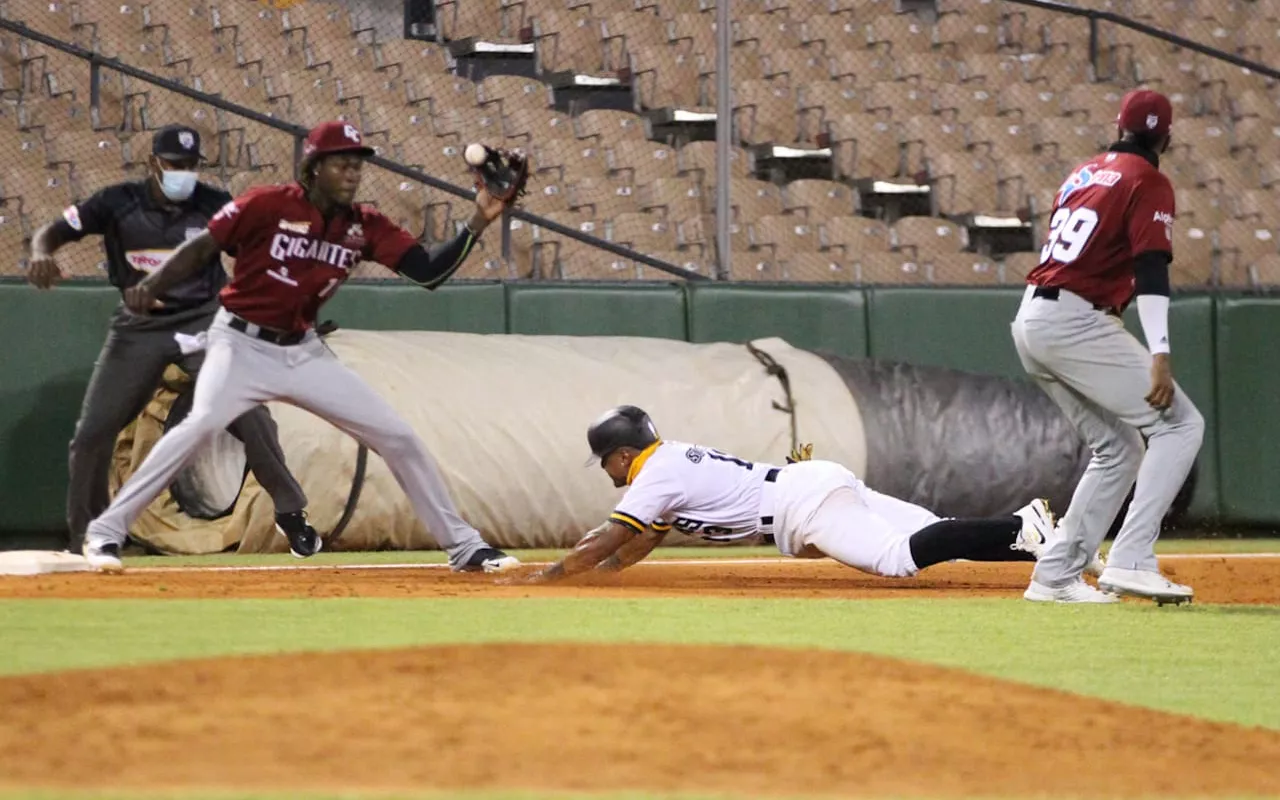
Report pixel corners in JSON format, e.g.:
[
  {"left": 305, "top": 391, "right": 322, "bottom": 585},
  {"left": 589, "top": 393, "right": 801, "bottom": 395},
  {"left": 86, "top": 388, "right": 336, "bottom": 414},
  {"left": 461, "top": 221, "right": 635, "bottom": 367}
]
[{"left": 1136, "top": 294, "right": 1171, "bottom": 355}]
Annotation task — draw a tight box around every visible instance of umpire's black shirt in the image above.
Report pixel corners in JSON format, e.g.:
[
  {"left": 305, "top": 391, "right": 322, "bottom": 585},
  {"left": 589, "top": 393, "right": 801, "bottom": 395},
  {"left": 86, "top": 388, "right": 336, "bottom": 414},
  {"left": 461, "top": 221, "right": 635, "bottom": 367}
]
[{"left": 52, "top": 180, "right": 232, "bottom": 312}]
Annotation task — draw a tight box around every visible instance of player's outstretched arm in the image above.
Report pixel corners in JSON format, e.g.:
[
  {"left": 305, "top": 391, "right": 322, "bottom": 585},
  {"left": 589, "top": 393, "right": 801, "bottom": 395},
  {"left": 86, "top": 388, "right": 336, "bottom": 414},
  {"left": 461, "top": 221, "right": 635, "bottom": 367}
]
[
  {"left": 527, "top": 520, "right": 635, "bottom": 583},
  {"left": 599, "top": 526, "right": 667, "bottom": 573},
  {"left": 392, "top": 187, "right": 514, "bottom": 290},
  {"left": 125, "top": 231, "right": 220, "bottom": 313}
]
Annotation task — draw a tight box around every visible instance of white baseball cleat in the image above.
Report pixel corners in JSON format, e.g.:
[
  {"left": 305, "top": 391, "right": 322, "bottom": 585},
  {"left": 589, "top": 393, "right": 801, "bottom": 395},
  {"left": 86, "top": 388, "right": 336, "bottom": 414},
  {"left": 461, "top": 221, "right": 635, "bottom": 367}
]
[
  {"left": 83, "top": 537, "right": 124, "bottom": 574},
  {"left": 1011, "top": 498, "right": 1055, "bottom": 559},
  {"left": 1024, "top": 578, "right": 1120, "bottom": 604},
  {"left": 1097, "top": 567, "right": 1193, "bottom": 604}
]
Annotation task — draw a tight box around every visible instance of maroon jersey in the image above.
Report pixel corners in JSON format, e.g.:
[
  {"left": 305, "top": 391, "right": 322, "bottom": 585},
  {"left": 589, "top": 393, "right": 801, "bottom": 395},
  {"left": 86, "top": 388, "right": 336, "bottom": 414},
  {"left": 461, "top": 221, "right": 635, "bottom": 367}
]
[
  {"left": 207, "top": 183, "right": 417, "bottom": 332},
  {"left": 1027, "top": 151, "right": 1175, "bottom": 310}
]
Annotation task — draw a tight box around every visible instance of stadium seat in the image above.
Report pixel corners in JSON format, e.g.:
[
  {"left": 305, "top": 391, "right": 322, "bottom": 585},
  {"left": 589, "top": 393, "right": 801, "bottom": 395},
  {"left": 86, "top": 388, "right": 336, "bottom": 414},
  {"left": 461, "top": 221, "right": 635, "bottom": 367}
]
[
  {"left": 639, "top": 176, "right": 705, "bottom": 220},
  {"left": 856, "top": 251, "right": 928, "bottom": 284},
  {"left": 901, "top": 114, "right": 966, "bottom": 178},
  {"left": 783, "top": 179, "right": 857, "bottom": 221},
  {"left": 628, "top": 46, "right": 703, "bottom": 110},
  {"left": 820, "top": 216, "right": 891, "bottom": 259},
  {"left": 728, "top": 179, "right": 785, "bottom": 224},
  {"left": 533, "top": 137, "right": 609, "bottom": 181},
  {"left": 503, "top": 107, "right": 573, "bottom": 146},
  {"left": 827, "top": 112, "right": 902, "bottom": 182},
  {"left": 677, "top": 141, "right": 752, "bottom": 184},
  {"left": 750, "top": 214, "right": 820, "bottom": 256},
  {"left": 568, "top": 176, "right": 640, "bottom": 219},
  {"left": 785, "top": 251, "right": 853, "bottom": 283},
  {"left": 575, "top": 109, "right": 648, "bottom": 147},
  {"left": 606, "top": 140, "right": 679, "bottom": 186},
  {"left": 728, "top": 251, "right": 782, "bottom": 281},
  {"left": 608, "top": 211, "right": 678, "bottom": 252}
]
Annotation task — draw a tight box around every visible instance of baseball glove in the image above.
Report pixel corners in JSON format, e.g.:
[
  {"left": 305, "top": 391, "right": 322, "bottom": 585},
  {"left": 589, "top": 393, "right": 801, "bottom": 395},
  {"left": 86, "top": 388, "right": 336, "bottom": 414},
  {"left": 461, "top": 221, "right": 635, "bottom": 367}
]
[
  {"left": 469, "top": 145, "right": 531, "bottom": 204},
  {"left": 786, "top": 442, "right": 814, "bottom": 464}
]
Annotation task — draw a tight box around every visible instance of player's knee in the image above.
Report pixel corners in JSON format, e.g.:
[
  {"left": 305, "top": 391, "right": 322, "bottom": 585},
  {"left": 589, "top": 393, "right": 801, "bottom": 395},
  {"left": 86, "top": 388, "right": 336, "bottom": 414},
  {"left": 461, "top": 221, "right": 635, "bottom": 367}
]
[{"left": 1096, "top": 427, "right": 1144, "bottom": 478}]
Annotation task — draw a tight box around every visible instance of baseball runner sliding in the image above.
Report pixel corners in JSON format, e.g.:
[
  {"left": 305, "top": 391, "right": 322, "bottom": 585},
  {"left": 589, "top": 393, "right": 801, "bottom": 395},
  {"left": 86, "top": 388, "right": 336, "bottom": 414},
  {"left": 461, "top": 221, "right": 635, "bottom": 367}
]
[
  {"left": 1013, "top": 90, "right": 1204, "bottom": 605},
  {"left": 83, "top": 121, "right": 522, "bottom": 574},
  {"left": 518, "top": 406, "right": 1065, "bottom": 584}
]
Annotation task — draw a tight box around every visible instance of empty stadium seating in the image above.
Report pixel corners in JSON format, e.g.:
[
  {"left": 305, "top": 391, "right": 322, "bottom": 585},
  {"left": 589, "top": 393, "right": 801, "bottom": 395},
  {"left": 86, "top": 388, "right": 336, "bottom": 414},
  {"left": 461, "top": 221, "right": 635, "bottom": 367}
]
[{"left": 0, "top": 0, "right": 1274, "bottom": 287}]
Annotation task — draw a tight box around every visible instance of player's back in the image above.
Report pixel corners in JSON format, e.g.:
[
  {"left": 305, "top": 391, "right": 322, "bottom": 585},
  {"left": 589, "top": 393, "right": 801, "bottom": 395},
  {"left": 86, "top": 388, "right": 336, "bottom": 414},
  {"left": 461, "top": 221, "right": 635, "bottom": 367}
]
[
  {"left": 1028, "top": 150, "right": 1173, "bottom": 309},
  {"left": 638, "top": 441, "right": 779, "bottom": 540}
]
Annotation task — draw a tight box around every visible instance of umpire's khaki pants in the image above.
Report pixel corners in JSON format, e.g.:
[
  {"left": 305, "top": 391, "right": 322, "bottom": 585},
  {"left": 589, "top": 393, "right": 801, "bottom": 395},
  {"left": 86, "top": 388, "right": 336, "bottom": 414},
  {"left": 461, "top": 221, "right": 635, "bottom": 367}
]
[{"left": 1011, "top": 286, "right": 1204, "bottom": 588}]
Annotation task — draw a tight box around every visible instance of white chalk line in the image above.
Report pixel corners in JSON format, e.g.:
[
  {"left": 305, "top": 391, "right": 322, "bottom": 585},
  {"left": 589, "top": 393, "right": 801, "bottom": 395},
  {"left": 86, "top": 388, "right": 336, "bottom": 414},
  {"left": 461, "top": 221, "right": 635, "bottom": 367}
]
[{"left": 118, "top": 551, "right": 1280, "bottom": 575}]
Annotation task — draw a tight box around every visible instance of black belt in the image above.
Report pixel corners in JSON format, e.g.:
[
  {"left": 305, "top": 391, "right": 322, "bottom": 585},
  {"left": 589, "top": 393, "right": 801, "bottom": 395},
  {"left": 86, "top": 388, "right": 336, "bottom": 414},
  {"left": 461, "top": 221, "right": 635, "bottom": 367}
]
[
  {"left": 228, "top": 314, "right": 307, "bottom": 346},
  {"left": 1032, "top": 286, "right": 1121, "bottom": 316},
  {"left": 760, "top": 467, "right": 780, "bottom": 545}
]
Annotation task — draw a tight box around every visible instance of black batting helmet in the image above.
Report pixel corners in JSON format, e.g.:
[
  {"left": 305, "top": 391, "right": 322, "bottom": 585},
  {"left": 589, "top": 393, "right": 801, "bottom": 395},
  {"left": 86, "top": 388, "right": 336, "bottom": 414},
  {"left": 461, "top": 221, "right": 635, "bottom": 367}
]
[{"left": 586, "top": 405, "right": 659, "bottom": 464}]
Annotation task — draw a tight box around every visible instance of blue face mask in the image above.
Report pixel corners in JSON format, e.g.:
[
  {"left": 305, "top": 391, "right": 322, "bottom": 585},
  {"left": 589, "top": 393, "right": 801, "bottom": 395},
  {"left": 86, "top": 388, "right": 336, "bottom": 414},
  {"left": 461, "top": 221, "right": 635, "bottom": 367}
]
[{"left": 159, "top": 169, "right": 198, "bottom": 201}]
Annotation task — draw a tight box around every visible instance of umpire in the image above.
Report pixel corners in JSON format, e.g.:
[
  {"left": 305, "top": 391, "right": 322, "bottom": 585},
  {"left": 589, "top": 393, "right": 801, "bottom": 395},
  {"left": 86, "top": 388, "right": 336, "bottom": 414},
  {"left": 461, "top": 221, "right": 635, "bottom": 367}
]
[{"left": 26, "top": 124, "right": 318, "bottom": 557}]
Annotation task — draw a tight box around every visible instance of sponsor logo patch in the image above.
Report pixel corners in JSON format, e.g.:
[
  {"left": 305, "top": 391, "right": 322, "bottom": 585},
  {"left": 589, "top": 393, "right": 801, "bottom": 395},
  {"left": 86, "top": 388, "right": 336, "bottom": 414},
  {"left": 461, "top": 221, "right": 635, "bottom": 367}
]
[
  {"left": 125, "top": 249, "right": 176, "bottom": 274},
  {"left": 212, "top": 201, "right": 239, "bottom": 222},
  {"left": 278, "top": 219, "right": 311, "bottom": 234}
]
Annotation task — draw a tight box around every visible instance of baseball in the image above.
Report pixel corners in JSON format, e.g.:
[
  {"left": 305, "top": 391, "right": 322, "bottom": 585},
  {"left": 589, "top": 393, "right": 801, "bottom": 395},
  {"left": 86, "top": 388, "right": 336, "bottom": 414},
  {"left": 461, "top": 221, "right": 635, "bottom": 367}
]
[{"left": 464, "top": 143, "right": 487, "bottom": 166}]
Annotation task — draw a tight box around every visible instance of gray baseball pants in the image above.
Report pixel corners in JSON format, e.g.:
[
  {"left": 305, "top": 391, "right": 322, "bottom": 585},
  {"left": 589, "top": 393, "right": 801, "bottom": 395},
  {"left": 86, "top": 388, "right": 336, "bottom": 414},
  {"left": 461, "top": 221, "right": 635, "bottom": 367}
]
[
  {"left": 1010, "top": 286, "right": 1204, "bottom": 588},
  {"left": 68, "top": 302, "right": 307, "bottom": 551},
  {"left": 86, "top": 308, "right": 493, "bottom": 568}
]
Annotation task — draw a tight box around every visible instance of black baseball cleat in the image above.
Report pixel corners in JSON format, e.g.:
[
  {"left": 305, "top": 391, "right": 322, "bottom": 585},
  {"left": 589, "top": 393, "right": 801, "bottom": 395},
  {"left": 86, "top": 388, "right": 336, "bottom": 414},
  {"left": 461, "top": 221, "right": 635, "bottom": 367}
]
[
  {"left": 275, "top": 511, "right": 322, "bottom": 559},
  {"left": 454, "top": 546, "right": 520, "bottom": 573}
]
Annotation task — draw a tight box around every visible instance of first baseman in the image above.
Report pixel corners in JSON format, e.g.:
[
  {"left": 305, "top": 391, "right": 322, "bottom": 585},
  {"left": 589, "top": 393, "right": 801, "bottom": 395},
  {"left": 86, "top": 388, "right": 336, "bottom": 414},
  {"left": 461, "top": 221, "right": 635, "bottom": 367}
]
[
  {"left": 522, "top": 406, "right": 1060, "bottom": 584},
  {"left": 1013, "top": 89, "right": 1204, "bottom": 605},
  {"left": 26, "top": 125, "right": 315, "bottom": 557},
  {"left": 82, "top": 121, "right": 520, "bottom": 574}
]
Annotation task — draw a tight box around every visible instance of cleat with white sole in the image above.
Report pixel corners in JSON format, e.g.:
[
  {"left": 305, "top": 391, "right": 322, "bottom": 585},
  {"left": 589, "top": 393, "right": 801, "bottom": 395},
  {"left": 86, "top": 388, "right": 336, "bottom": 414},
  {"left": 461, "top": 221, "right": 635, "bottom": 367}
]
[
  {"left": 1098, "top": 567, "right": 1192, "bottom": 604},
  {"left": 1024, "top": 578, "right": 1120, "bottom": 604}
]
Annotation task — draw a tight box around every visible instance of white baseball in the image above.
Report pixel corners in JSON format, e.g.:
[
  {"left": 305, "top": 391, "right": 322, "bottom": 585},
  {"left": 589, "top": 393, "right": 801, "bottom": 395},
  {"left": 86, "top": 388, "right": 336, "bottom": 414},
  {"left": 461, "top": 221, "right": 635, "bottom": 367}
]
[{"left": 464, "top": 143, "right": 487, "bottom": 166}]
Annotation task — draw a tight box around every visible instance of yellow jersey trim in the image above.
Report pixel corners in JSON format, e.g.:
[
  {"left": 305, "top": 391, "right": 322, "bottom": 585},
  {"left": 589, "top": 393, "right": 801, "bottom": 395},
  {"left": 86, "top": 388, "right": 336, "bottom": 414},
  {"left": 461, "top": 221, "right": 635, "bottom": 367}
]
[
  {"left": 610, "top": 511, "right": 646, "bottom": 534},
  {"left": 625, "top": 440, "right": 662, "bottom": 486}
]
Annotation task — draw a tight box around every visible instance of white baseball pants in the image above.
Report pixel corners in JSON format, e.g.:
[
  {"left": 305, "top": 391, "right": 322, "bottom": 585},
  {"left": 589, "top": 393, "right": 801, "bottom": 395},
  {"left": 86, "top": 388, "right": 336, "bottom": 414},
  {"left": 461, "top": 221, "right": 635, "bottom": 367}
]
[
  {"left": 768, "top": 460, "right": 938, "bottom": 577},
  {"left": 86, "top": 308, "right": 494, "bottom": 567}
]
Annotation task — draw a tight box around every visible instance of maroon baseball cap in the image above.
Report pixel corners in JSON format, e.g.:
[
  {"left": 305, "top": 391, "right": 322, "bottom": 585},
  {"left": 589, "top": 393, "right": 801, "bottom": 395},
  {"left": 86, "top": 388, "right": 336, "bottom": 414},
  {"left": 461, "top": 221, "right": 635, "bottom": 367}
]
[
  {"left": 302, "top": 120, "right": 375, "bottom": 161},
  {"left": 1117, "top": 89, "right": 1173, "bottom": 137}
]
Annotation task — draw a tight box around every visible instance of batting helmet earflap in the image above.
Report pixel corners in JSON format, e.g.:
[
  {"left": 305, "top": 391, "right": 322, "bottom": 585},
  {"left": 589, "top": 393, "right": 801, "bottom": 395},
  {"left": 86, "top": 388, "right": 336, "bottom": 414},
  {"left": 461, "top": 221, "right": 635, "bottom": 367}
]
[{"left": 586, "top": 405, "right": 660, "bottom": 465}]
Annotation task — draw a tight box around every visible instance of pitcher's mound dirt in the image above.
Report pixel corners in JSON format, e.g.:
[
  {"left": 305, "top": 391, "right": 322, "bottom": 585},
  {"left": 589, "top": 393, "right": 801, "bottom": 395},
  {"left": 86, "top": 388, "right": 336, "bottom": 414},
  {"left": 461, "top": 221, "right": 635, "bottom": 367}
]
[{"left": 2, "top": 643, "right": 1279, "bottom": 798}]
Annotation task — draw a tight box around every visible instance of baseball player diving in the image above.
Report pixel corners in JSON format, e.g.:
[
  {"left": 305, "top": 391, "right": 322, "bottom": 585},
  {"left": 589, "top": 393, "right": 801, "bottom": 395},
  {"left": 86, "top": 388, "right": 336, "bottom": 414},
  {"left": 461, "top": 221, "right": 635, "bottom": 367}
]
[
  {"left": 520, "top": 406, "right": 1060, "bottom": 584},
  {"left": 82, "top": 120, "right": 525, "bottom": 574},
  {"left": 1013, "top": 89, "right": 1204, "bottom": 605},
  {"left": 26, "top": 125, "right": 313, "bottom": 557}
]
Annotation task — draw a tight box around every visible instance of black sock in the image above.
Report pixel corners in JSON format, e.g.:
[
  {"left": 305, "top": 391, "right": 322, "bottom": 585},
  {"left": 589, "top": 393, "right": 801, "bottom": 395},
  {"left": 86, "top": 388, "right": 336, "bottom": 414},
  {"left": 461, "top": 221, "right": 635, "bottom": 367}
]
[{"left": 908, "top": 517, "right": 1025, "bottom": 570}]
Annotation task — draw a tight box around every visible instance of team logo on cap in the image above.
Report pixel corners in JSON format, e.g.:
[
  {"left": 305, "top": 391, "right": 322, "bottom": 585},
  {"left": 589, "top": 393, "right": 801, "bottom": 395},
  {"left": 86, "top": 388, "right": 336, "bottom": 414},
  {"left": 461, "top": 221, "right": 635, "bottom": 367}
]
[
  {"left": 1146, "top": 113, "right": 1159, "bottom": 129},
  {"left": 179, "top": 131, "right": 195, "bottom": 150},
  {"left": 343, "top": 124, "right": 361, "bottom": 143}
]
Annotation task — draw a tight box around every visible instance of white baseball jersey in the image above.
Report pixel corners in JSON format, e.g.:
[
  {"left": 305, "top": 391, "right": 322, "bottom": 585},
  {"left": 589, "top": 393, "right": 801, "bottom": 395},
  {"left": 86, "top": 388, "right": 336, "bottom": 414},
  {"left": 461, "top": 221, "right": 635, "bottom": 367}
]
[{"left": 610, "top": 440, "right": 781, "bottom": 541}]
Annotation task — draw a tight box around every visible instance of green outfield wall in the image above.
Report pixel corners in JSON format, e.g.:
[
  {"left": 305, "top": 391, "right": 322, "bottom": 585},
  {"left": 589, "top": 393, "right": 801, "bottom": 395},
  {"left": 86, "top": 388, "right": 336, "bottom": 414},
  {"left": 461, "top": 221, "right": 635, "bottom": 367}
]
[{"left": 1, "top": 280, "right": 1272, "bottom": 533}]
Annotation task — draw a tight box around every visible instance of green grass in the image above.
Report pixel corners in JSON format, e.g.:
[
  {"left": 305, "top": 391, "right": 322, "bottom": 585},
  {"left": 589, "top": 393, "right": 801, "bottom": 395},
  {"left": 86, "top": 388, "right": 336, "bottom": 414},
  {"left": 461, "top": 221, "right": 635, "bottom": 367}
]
[
  {"left": 2, "top": 597, "right": 1278, "bottom": 729},
  {"left": 106, "top": 537, "right": 1280, "bottom": 568}
]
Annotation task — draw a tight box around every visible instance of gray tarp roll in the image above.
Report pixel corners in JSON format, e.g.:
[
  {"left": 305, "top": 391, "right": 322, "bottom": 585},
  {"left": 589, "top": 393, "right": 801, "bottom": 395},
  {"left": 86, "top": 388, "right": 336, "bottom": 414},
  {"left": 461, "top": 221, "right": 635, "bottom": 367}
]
[{"left": 815, "top": 354, "right": 1197, "bottom": 525}]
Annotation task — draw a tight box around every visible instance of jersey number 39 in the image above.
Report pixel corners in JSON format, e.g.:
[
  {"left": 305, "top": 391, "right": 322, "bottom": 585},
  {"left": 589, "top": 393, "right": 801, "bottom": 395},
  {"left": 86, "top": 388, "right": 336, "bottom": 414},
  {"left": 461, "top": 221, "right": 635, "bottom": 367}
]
[{"left": 1041, "top": 207, "right": 1099, "bottom": 264}]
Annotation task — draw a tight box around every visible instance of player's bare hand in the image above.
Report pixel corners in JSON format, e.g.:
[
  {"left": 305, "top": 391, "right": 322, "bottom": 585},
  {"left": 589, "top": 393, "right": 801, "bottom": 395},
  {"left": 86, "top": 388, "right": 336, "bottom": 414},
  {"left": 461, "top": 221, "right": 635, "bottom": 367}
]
[
  {"left": 495, "top": 564, "right": 562, "bottom": 586},
  {"left": 1146, "top": 354, "right": 1175, "bottom": 410},
  {"left": 124, "top": 282, "right": 164, "bottom": 314},
  {"left": 472, "top": 186, "right": 508, "bottom": 226},
  {"left": 26, "top": 253, "right": 63, "bottom": 290}
]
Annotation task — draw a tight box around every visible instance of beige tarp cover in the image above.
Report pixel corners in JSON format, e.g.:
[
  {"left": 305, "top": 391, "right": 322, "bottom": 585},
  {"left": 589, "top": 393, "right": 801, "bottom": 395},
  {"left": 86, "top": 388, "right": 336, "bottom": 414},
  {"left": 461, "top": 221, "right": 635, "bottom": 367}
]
[{"left": 113, "top": 332, "right": 866, "bottom": 554}]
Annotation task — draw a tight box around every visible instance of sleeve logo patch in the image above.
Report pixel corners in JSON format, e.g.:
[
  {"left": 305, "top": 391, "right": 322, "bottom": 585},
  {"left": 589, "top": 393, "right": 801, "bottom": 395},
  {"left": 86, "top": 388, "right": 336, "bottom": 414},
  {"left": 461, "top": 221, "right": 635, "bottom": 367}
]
[{"left": 62, "top": 205, "right": 82, "bottom": 231}]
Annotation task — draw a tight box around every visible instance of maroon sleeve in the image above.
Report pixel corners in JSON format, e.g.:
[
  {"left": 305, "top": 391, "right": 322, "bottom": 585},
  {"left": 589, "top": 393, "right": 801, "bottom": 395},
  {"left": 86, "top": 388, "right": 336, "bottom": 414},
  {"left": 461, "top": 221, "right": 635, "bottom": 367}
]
[
  {"left": 359, "top": 206, "right": 420, "bottom": 268},
  {"left": 207, "top": 186, "right": 274, "bottom": 250},
  {"left": 1127, "top": 172, "right": 1175, "bottom": 258}
]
